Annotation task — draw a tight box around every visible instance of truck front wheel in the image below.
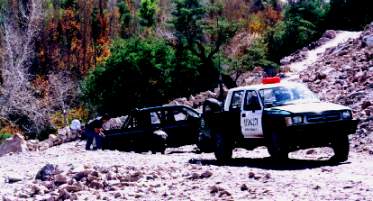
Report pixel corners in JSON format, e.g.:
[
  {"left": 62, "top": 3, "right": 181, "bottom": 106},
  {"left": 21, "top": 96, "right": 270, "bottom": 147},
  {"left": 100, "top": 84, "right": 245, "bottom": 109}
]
[
  {"left": 331, "top": 134, "right": 349, "bottom": 162},
  {"left": 267, "top": 131, "right": 288, "bottom": 161},
  {"left": 214, "top": 131, "right": 233, "bottom": 163}
]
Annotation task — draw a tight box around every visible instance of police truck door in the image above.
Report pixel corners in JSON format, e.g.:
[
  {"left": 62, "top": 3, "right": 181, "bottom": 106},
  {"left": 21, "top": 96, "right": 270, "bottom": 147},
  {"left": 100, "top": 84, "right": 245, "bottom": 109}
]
[{"left": 241, "top": 90, "right": 263, "bottom": 138}]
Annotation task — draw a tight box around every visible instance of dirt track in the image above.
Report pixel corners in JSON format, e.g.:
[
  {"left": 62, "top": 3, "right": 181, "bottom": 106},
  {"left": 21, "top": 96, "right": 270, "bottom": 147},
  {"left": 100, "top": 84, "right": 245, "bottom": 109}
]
[{"left": 1, "top": 140, "right": 373, "bottom": 200}]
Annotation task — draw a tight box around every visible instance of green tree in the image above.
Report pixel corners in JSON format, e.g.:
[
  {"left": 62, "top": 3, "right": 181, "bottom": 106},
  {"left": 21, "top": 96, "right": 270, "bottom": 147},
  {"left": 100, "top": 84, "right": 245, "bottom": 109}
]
[
  {"left": 327, "top": 0, "right": 373, "bottom": 30},
  {"left": 231, "top": 38, "right": 278, "bottom": 81},
  {"left": 82, "top": 37, "right": 175, "bottom": 115},
  {"left": 170, "top": 0, "right": 237, "bottom": 91},
  {"left": 138, "top": 0, "right": 158, "bottom": 27},
  {"left": 265, "top": 0, "right": 329, "bottom": 62},
  {"left": 118, "top": 1, "right": 132, "bottom": 37}
]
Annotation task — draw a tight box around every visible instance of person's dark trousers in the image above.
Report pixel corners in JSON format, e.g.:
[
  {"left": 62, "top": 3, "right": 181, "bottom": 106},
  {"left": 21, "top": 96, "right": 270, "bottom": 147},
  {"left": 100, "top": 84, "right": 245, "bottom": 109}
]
[
  {"left": 85, "top": 130, "right": 95, "bottom": 150},
  {"left": 93, "top": 134, "right": 103, "bottom": 150}
]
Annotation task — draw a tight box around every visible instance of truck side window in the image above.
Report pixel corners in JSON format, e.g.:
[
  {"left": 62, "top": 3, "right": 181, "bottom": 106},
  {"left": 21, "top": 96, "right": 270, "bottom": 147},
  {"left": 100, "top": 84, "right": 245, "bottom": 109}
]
[
  {"left": 230, "top": 90, "right": 244, "bottom": 111},
  {"left": 150, "top": 112, "right": 161, "bottom": 125},
  {"left": 183, "top": 108, "right": 199, "bottom": 118},
  {"left": 244, "top": 91, "right": 261, "bottom": 111},
  {"left": 174, "top": 110, "right": 187, "bottom": 121}
]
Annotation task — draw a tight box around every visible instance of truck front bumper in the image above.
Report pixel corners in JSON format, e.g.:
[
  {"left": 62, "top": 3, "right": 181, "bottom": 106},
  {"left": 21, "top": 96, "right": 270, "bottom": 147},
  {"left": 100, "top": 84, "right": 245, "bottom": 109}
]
[
  {"left": 286, "top": 119, "right": 358, "bottom": 135},
  {"left": 282, "top": 119, "right": 359, "bottom": 148}
]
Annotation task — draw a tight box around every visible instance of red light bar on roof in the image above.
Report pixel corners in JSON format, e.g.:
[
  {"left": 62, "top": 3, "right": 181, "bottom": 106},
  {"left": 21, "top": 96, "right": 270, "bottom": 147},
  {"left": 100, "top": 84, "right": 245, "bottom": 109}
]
[{"left": 262, "top": 76, "right": 281, "bottom": 84}]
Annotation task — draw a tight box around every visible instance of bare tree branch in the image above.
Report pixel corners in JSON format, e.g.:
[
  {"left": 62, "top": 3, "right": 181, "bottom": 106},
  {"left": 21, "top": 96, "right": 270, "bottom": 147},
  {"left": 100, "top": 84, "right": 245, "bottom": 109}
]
[{"left": 0, "top": 0, "right": 48, "bottom": 134}]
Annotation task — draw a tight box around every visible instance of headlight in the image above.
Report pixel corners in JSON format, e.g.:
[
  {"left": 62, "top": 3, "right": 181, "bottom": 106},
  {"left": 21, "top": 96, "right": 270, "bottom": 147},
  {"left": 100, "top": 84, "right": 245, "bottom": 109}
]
[
  {"left": 285, "top": 116, "right": 303, "bottom": 126},
  {"left": 292, "top": 116, "right": 303, "bottom": 124},
  {"left": 285, "top": 117, "right": 292, "bottom": 126},
  {"left": 341, "top": 111, "right": 352, "bottom": 119}
]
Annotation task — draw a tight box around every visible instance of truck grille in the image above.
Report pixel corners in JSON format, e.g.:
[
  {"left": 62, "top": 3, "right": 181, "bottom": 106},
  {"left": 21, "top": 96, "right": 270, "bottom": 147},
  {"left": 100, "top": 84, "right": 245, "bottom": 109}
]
[{"left": 306, "top": 111, "right": 341, "bottom": 123}]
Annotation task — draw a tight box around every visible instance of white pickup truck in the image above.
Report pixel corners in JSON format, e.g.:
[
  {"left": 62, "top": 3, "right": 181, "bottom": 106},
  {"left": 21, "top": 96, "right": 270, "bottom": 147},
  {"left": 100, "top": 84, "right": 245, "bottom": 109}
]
[{"left": 198, "top": 78, "right": 358, "bottom": 163}]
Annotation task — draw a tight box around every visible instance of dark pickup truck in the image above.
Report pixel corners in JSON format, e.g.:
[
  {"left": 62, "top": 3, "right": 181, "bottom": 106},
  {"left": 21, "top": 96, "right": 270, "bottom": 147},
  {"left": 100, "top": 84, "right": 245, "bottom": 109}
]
[{"left": 102, "top": 105, "right": 201, "bottom": 153}]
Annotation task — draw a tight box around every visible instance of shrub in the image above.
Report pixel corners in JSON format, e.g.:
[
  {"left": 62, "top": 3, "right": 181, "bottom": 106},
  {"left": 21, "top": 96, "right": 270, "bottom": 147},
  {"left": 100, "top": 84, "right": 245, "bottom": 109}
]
[
  {"left": 0, "top": 133, "right": 12, "bottom": 144},
  {"left": 82, "top": 37, "right": 176, "bottom": 116},
  {"left": 265, "top": 0, "right": 329, "bottom": 62},
  {"left": 327, "top": 0, "right": 373, "bottom": 30},
  {"left": 50, "top": 106, "right": 89, "bottom": 129}
]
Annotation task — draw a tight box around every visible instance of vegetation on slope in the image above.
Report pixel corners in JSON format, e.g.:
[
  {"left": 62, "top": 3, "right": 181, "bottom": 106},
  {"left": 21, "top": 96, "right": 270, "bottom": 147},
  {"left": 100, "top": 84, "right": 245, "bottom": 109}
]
[{"left": 0, "top": 0, "right": 371, "bottom": 137}]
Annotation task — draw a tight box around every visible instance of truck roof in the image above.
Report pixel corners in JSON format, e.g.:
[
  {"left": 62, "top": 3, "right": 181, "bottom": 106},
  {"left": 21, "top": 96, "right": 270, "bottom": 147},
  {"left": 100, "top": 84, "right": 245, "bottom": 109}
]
[
  {"left": 228, "top": 81, "right": 303, "bottom": 92},
  {"left": 135, "top": 105, "right": 200, "bottom": 114}
]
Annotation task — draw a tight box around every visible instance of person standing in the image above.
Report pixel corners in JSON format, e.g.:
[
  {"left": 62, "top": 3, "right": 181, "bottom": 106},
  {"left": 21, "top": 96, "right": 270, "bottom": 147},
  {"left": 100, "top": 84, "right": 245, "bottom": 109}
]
[
  {"left": 85, "top": 114, "right": 110, "bottom": 150},
  {"left": 70, "top": 119, "right": 82, "bottom": 139}
]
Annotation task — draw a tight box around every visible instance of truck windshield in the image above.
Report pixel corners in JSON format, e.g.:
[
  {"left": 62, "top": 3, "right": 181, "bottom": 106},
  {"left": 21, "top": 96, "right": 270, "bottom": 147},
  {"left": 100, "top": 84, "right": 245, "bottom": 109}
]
[{"left": 259, "top": 84, "right": 319, "bottom": 108}]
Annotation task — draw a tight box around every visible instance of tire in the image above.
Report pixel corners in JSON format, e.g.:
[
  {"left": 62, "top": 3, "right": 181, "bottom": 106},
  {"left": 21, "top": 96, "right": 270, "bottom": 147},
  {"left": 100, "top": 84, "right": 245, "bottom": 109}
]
[
  {"left": 197, "top": 129, "right": 214, "bottom": 153},
  {"left": 267, "top": 131, "right": 288, "bottom": 161},
  {"left": 331, "top": 134, "right": 349, "bottom": 162},
  {"left": 151, "top": 130, "right": 168, "bottom": 154},
  {"left": 214, "top": 131, "right": 233, "bottom": 163},
  {"left": 151, "top": 143, "right": 166, "bottom": 154}
]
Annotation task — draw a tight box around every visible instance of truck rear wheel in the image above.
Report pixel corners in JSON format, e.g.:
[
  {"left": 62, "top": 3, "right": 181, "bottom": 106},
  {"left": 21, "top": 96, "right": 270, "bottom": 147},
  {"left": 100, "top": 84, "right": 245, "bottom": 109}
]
[
  {"left": 267, "top": 131, "right": 288, "bottom": 161},
  {"left": 197, "top": 129, "right": 214, "bottom": 153},
  {"left": 151, "top": 130, "right": 167, "bottom": 154},
  {"left": 214, "top": 131, "right": 233, "bottom": 163},
  {"left": 331, "top": 134, "right": 349, "bottom": 162}
]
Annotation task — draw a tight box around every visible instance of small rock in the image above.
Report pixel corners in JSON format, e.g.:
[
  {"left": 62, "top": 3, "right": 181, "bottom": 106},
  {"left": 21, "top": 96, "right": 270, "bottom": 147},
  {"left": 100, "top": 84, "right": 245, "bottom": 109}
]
[
  {"left": 87, "top": 174, "right": 99, "bottom": 182},
  {"left": 210, "top": 185, "right": 223, "bottom": 194},
  {"left": 200, "top": 171, "right": 213, "bottom": 179},
  {"left": 248, "top": 172, "right": 255, "bottom": 179},
  {"left": 317, "top": 73, "right": 327, "bottom": 80},
  {"left": 89, "top": 180, "right": 104, "bottom": 189},
  {"left": 219, "top": 190, "right": 232, "bottom": 197},
  {"left": 323, "top": 30, "right": 337, "bottom": 39},
  {"left": 54, "top": 174, "right": 67, "bottom": 185},
  {"left": 114, "top": 192, "right": 122, "bottom": 198},
  {"left": 30, "top": 185, "right": 43, "bottom": 195},
  {"left": 73, "top": 170, "right": 92, "bottom": 181},
  {"left": 264, "top": 173, "right": 271, "bottom": 180},
  {"left": 0, "top": 133, "right": 28, "bottom": 156},
  {"left": 240, "top": 184, "right": 248, "bottom": 191},
  {"left": 362, "top": 101, "right": 371, "bottom": 110},
  {"left": 57, "top": 189, "right": 71, "bottom": 200},
  {"left": 64, "top": 183, "right": 82, "bottom": 192},
  {"left": 2, "top": 196, "right": 18, "bottom": 201},
  {"left": 363, "top": 34, "right": 373, "bottom": 48},
  {"left": 6, "top": 176, "right": 22, "bottom": 183},
  {"left": 36, "top": 164, "right": 57, "bottom": 181},
  {"left": 188, "top": 172, "right": 200, "bottom": 180},
  {"left": 128, "top": 171, "right": 142, "bottom": 182},
  {"left": 313, "top": 185, "right": 321, "bottom": 190},
  {"left": 306, "top": 149, "right": 316, "bottom": 155}
]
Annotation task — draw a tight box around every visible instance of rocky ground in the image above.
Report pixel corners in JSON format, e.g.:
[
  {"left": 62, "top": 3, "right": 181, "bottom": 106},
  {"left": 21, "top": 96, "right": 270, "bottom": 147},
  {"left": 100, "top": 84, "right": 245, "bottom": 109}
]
[
  {"left": 298, "top": 22, "right": 373, "bottom": 153},
  {"left": 1, "top": 141, "right": 373, "bottom": 201}
]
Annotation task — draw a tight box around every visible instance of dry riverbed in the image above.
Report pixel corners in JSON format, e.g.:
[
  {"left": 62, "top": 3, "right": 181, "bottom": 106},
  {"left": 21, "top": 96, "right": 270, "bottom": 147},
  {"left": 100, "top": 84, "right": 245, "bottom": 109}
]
[{"left": 1, "top": 141, "right": 373, "bottom": 201}]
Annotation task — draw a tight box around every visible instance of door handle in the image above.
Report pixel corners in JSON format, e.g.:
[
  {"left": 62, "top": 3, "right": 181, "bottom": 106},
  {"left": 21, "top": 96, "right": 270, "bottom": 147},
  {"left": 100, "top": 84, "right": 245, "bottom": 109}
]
[{"left": 242, "top": 114, "right": 246, "bottom": 117}]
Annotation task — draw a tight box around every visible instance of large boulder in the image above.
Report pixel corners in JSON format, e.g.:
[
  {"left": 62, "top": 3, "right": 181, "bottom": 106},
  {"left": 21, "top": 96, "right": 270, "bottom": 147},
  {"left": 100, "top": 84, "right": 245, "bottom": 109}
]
[
  {"left": 35, "top": 164, "right": 57, "bottom": 181},
  {"left": 0, "top": 133, "right": 28, "bottom": 156},
  {"left": 323, "top": 30, "right": 337, "bottom": 39},
  {"left": 362, "top": 34, "right": 373, "bottom": 48}
]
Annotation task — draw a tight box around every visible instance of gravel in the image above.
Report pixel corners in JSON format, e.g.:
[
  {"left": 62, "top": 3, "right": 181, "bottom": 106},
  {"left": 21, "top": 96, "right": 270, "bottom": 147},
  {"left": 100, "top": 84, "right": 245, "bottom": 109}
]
[{"left": 1, "top": 141, "right": 373, "bottom": 200}]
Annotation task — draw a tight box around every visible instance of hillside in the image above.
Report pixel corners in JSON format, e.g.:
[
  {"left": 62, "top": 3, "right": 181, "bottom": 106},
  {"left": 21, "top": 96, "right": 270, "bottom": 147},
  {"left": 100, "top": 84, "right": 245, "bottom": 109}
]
[{"left": 297, "top": 22, "right": 373, "bottom": 152}]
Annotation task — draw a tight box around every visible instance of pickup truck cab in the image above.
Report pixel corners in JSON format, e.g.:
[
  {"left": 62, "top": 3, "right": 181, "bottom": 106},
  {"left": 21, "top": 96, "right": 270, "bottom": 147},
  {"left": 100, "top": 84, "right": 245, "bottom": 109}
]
[
  {"left": 102, "top": 105, "right": 200, "bottom": 153},
  {"left": 201, "top": 78, "right": 358, "bottom": 162}
]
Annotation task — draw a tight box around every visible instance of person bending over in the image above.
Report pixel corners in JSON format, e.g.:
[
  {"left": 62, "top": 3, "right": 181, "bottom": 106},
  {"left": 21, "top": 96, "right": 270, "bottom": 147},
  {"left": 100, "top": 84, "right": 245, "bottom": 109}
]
[{"left": 85, "top": 114, "right": 110, "bottom": 150}]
